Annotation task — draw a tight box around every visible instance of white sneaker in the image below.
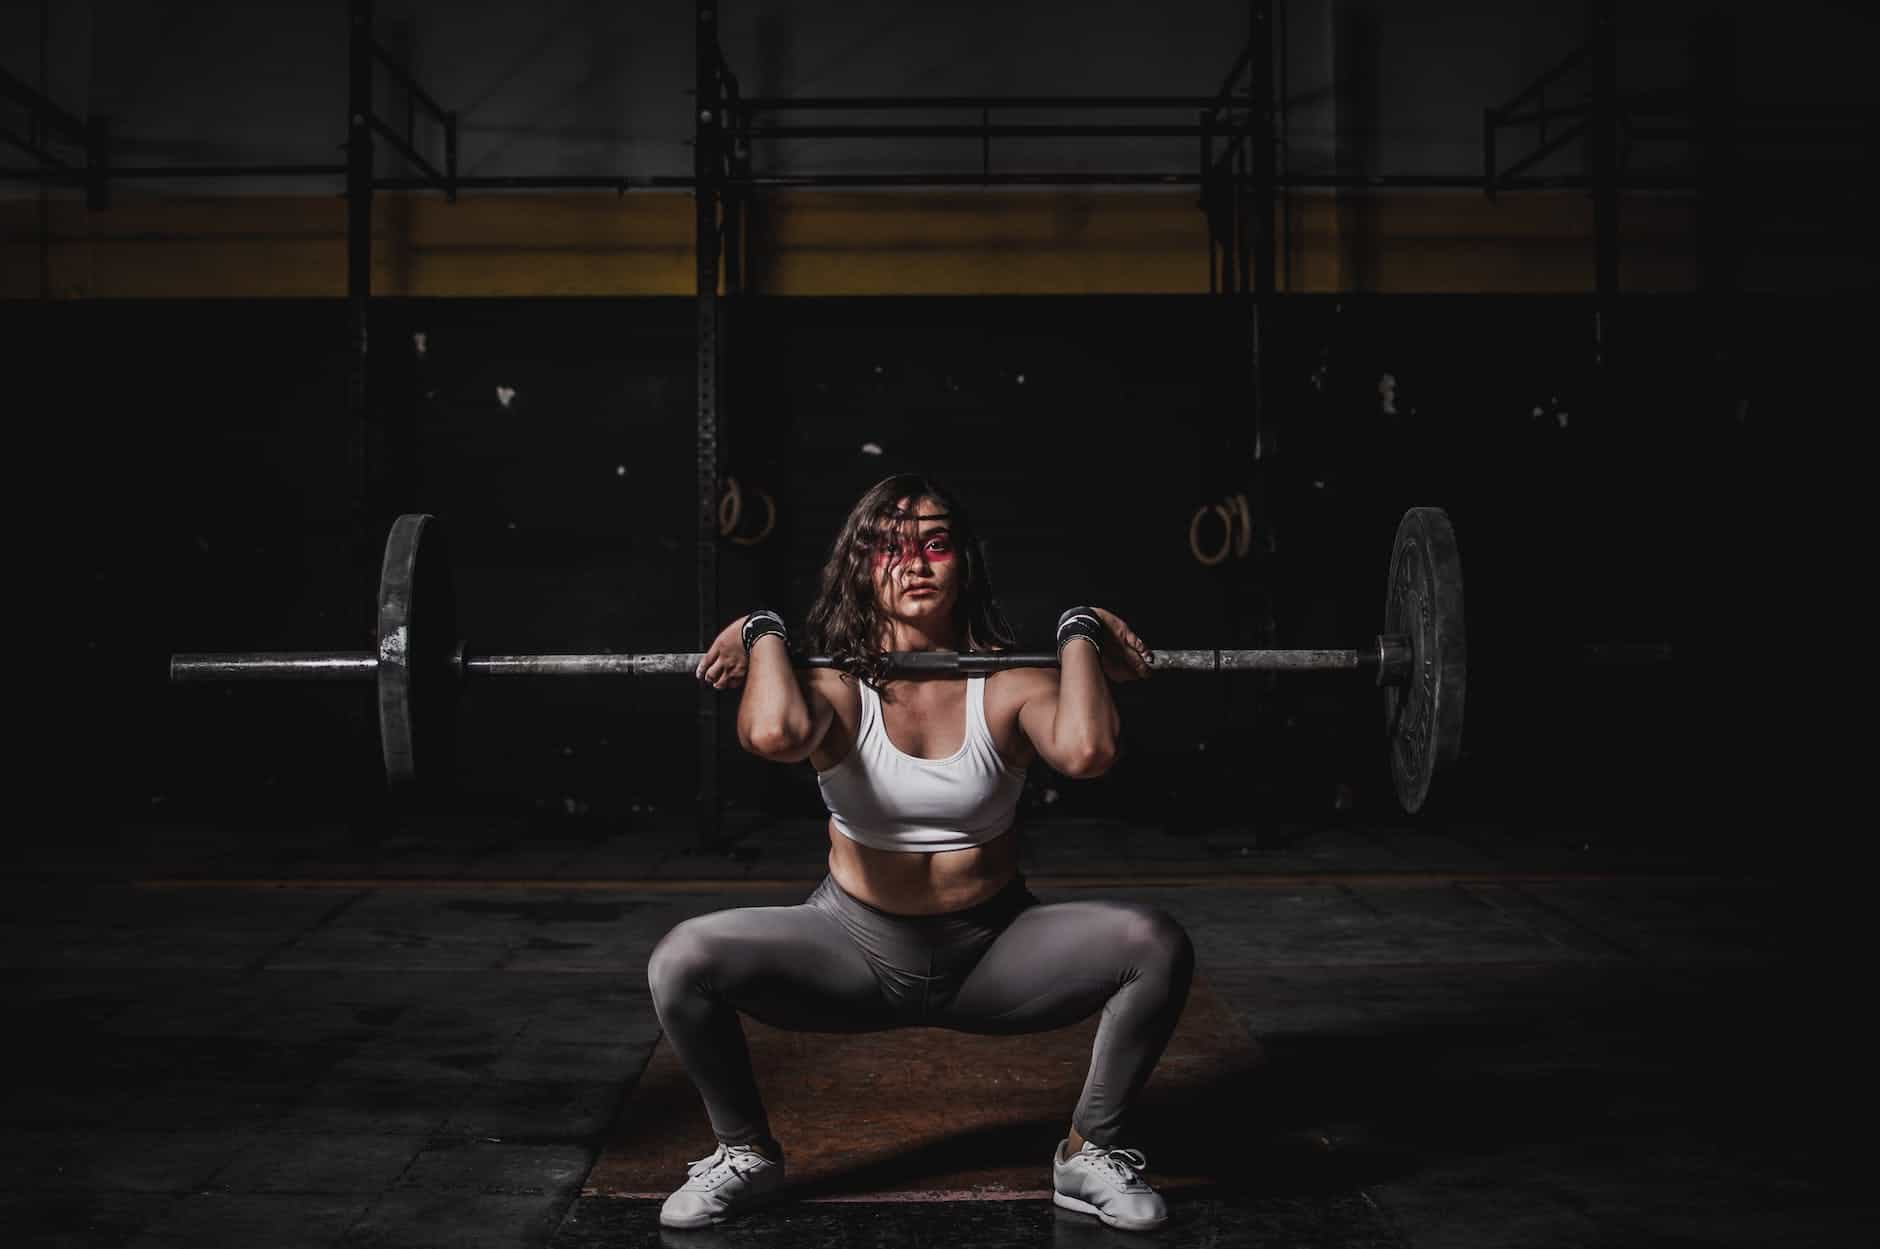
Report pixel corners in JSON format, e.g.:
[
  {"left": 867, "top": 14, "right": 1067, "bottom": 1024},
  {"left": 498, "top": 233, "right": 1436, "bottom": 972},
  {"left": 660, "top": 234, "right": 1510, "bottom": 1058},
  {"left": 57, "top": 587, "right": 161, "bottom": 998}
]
[
  {"left": 658, "top": 1141, "right": 785, "bottom": 1229},
  {"left": 1052, "top": 1139, "right": 1169, "bottom": 1231}
]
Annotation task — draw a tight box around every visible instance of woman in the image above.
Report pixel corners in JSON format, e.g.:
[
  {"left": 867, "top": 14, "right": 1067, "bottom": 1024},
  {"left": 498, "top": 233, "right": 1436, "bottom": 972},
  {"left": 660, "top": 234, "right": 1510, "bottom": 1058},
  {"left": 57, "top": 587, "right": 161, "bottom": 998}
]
[{"left": 649, "top": 473, "right": 1194, "bottom": 1231}]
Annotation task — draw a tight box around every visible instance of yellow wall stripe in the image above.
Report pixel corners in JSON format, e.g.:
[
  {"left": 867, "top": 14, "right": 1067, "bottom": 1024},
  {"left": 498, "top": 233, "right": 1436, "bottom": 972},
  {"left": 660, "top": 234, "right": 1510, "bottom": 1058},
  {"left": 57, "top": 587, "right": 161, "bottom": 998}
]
[{"left": 2, "top": 188, "right": 1700, "bottom": 299}]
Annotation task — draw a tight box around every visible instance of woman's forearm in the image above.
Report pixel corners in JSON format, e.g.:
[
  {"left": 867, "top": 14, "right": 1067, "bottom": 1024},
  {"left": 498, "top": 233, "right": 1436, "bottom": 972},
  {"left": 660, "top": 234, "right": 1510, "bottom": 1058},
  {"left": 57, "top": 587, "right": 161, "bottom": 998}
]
[
  {"left": 736, "top": 634, "right": 809, "bottom": 750},
  {"left": 1054, "top": 639, "right": 1121, "bottom": 761}
]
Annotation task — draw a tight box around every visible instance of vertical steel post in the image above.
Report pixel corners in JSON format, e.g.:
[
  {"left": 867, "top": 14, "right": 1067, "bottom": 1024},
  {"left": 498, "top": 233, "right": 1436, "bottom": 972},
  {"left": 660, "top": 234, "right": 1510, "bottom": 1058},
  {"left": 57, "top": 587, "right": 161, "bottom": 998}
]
[
  {"left": 1250, "top": 0, "right": 1276, "bottom": 300},
  {"left": 1200, "top": 109, "right": 1217, "bottom": 293},
  {"left": 1588, "top": 0, "right": 1619, "bottom": 366},
  {"left": 695, "top": 0, "right": 724, "bottom": 850},
  {"left": 1277, "top": 0, "right": 1292, "bottom": 294},
  {"left": 1248, "top": 0, "right": 1276, "bottom": 489},
  {"left": 722, "top": 86, "right": 745, "bottom": 296},
  {"left": 347, "top": 0, "right": 377, "bottom": 634}
]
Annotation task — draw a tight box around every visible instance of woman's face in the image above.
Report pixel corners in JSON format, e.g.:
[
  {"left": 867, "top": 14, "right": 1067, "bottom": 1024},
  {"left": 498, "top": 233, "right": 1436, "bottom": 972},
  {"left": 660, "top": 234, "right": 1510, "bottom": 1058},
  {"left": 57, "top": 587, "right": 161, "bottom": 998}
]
[{"left": 869, "top": 495, "right": 960, "bottom": 627}]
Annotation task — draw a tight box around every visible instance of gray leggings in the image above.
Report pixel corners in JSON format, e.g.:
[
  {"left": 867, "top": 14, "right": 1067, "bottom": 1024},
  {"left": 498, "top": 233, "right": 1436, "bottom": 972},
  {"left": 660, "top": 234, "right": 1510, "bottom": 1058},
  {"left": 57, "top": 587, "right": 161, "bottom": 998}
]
[{"left": 646, "top": 874, "right": 1195, "bottom": 1149}]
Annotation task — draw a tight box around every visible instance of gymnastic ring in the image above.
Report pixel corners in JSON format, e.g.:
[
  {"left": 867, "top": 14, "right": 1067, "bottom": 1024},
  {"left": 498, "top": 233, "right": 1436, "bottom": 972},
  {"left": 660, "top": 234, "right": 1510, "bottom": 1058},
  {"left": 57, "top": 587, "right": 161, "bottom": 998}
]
[
  {"left": 1232, "top": 492, "right": 1252, "bottom": 558},
  {"left": 729, "top": 488, "right": 776, "bottom": 546},
  {"left": 718, "top": 476, "right": 742, "bottom": 537},
  {"left": 1189, "top": 504, "right": 1233, "bottom": 566}
]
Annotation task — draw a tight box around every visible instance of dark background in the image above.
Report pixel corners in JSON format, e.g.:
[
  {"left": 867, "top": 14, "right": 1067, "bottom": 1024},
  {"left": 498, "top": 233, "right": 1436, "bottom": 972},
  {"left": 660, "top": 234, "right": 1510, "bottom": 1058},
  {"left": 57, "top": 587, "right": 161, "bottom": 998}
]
[{"left": 21, "top": 290, "right": 1827, "bottom": 860}]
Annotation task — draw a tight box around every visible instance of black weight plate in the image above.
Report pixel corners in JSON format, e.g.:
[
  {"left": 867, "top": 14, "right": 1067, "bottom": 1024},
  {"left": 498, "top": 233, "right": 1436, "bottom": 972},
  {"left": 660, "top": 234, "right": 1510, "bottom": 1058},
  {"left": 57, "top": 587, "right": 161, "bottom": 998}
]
[
  {"left": 377, "top": 513, "right": 459, "bottom": 790},
  {"left": 1382, "top": 507, "right": 1467, "bottom": 814}
]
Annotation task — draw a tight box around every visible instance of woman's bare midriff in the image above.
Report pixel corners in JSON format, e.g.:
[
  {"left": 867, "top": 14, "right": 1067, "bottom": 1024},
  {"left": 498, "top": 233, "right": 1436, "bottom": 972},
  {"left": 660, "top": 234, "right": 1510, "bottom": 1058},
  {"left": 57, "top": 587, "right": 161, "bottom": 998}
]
[{"left": 825, "top": 820, "right": 1020, "bottom": 915}]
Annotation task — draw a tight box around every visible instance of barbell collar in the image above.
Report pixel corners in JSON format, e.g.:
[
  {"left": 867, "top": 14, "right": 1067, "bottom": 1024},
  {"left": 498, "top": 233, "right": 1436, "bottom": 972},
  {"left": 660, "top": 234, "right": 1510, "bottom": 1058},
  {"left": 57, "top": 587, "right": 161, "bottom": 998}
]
[{"left": 1376, "top": 635, "right": 1413, "bottom": 686}]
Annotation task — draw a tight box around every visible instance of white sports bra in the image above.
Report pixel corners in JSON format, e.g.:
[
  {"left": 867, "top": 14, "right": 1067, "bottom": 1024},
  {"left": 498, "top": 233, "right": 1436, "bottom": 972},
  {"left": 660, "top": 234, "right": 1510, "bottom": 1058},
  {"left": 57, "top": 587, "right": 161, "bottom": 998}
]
[{"left": 816, "top": 675, "right": 1028, "bottom": 853}]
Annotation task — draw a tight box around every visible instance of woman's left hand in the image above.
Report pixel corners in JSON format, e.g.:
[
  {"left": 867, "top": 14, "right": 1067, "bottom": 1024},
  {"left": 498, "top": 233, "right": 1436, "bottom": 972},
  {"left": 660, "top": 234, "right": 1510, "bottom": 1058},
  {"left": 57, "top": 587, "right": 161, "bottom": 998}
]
[{"left": 1090, "top": 607, "right": 1153, "bottom": 683}]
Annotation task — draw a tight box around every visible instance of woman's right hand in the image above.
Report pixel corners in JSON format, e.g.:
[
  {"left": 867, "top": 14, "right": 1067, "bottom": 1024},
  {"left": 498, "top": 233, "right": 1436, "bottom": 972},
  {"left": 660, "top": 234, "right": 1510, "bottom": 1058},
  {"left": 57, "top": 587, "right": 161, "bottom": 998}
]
[{"left": 695, "top": 615, "right": 751, "bottom": 689}]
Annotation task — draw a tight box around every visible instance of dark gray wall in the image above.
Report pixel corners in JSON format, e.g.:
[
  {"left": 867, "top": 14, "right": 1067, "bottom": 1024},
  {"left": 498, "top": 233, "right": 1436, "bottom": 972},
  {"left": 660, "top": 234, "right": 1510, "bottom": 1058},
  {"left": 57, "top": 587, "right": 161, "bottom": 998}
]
[{"left": 4, "top": 1, "right": 1866, "bottom": 192}]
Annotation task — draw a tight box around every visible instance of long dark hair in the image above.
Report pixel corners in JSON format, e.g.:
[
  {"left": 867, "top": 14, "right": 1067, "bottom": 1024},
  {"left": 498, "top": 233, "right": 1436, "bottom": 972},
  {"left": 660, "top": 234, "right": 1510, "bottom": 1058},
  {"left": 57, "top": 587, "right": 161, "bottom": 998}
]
[{"left": 804, "top": 473, "right": 1017, "bottom": 696}]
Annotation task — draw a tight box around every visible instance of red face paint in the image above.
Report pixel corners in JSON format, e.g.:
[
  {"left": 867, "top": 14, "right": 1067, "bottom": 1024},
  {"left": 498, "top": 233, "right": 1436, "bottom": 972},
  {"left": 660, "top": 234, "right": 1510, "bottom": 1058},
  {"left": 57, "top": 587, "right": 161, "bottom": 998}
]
[{"left": 869, "top": 532, "right": 954, "bottom": 568}]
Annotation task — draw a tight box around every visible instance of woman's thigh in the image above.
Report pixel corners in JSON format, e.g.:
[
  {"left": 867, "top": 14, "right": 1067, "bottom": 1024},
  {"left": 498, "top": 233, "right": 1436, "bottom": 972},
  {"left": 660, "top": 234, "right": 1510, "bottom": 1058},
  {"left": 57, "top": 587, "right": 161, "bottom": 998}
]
[
  {"left": 936, "top": 898, "right": 1190, "bottom": 1033},
  {"left": 648, "top": 901, "right": 899, "bottom": 1033}
]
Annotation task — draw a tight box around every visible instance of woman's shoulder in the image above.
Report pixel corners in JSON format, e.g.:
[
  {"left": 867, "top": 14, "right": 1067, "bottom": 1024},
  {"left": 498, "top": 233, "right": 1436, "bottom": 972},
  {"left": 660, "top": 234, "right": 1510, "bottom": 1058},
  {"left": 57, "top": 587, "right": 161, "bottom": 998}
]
[
  {"left": 805, "top": 664, "right": 862, "bottom": 705},
  {"left": 984, "top": 657, "right": 1057, "bottom": 701}
]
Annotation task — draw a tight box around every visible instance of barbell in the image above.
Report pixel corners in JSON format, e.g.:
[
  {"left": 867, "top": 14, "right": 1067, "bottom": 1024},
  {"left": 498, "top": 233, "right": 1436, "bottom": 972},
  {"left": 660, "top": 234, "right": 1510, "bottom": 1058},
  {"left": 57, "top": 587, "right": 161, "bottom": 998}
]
[{"left": 169, "top": 506, "right": 1468, "bottom": 813}]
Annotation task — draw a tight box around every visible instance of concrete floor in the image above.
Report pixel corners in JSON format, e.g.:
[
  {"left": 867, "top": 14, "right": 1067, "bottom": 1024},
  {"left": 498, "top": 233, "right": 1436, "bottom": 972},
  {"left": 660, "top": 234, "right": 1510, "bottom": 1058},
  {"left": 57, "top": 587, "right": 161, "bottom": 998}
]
[{"left": 1, "top": 813, "right": 1864, "bottom": 1248}]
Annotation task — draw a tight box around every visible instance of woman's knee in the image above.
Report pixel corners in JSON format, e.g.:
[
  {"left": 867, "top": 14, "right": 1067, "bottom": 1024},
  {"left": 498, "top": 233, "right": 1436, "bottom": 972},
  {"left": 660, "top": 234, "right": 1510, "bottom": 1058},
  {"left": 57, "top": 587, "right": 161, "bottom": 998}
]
[
  {"left": 647, "top": 917, "right": 725, "bottom": 1003},
  {"left": 1113, "top": 904, "right": 1195, "bottom": 978}
]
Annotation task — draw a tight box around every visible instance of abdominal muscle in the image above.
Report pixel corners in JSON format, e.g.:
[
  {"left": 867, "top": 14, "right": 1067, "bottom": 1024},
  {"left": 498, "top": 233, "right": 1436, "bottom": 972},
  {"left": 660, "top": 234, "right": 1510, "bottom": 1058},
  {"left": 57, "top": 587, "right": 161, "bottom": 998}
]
[{"left": 825, "top": 819, "right": 1021, "bottom": 916}]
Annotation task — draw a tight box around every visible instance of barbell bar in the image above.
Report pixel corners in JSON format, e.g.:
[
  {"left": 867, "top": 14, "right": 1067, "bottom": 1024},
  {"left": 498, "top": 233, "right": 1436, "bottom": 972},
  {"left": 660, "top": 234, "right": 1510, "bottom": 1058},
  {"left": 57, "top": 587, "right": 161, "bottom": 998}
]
[
  {"left": 168, "top": 507, "right": 1469, "bottom": 813},
  {"left": 170, "top": 648, "right": 1403, "bottom": 680}
]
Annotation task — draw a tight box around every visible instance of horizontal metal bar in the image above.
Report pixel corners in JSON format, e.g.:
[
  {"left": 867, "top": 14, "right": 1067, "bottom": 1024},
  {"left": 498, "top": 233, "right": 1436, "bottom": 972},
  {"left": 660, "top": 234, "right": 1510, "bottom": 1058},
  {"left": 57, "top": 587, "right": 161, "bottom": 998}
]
[
  {"left": 0, "top": 163, "right": 348, "bottom": 182},
  {"left": 1121, "top": 649, "right": 1374, "bottom": 673},
  {"left": 467, "top": 648, "right": 1384, "bottom": 676},
  {"left": 169, "top": 645, "right": 1402, "bottom": 683},
  {"left": 743, "top": 95, "right": 1228, "bottom": 111},
  {"left": 735, "top": 123, "right": 1214, "bottom": 140},
  {"left": 724, "top": 171, "right": 1205, "bottom": 188},
  {"left": 471, "top": 653, "right": 705, "bottom": 677},
  {"left": 1298, "top": 171, "right": 1535, "bottom": 188},
  {"left": 116, "top": 162, "right": 349, "bottom": 178},
  {"left": 375, "top": 169, "right": 1689, "bottom": 193},
  {"left": 730, "top": 170, "right": 1703, "bottom": 191},
  {"left": 376, "top": 171, "right": 1211, "bottom": 192},
  {"left": 170, "top": 653, "right": 378, "bottom": 681},
  {"left": 2, "top": 166, "right": 1698, "bottom": 192},
  {"left": 369, "top": 40, "right": 451, "bottom": 127},
  {"left": 372, "top": 173, "right": 695, "bottom": 192}
]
